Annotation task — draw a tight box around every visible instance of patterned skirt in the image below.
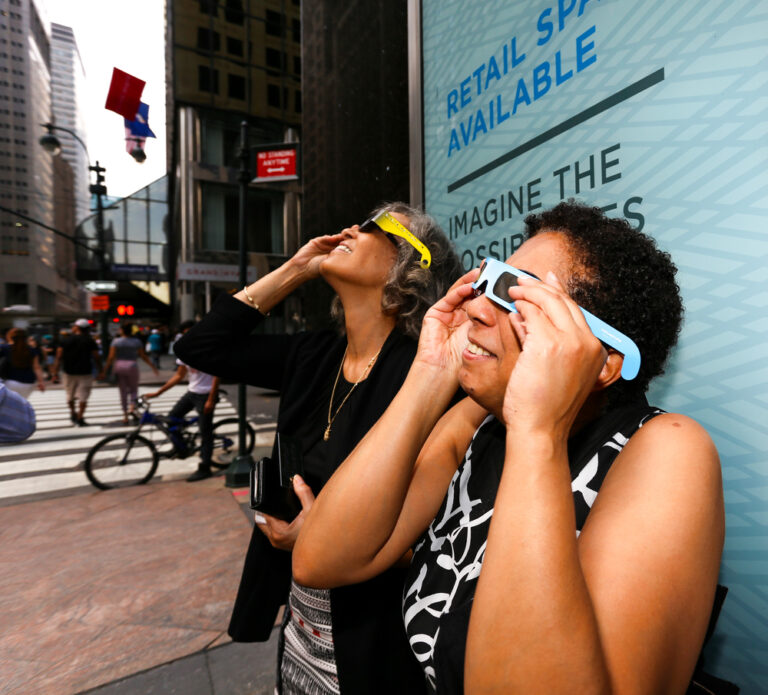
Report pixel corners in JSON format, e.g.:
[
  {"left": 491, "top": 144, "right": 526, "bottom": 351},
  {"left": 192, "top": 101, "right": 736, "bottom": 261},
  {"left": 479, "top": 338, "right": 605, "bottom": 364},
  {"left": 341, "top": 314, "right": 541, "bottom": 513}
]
[{"left": 280, "top": 580, "right": 340, "bottom": 695}]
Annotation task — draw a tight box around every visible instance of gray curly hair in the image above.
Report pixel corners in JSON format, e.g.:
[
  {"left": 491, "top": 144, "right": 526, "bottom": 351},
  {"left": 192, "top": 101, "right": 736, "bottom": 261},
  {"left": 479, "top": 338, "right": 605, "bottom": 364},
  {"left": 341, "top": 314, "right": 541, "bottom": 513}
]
[{"left": 331, "top": 201, "right": 462, "bottom": 340}]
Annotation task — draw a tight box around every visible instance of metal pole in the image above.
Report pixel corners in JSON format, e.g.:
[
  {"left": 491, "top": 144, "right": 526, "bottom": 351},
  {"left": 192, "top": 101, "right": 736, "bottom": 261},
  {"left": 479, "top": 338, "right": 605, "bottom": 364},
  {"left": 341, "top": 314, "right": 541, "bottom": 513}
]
[
  {"left": 90, "top": 161, "right": 110, "bottom": 357},
  {"left": 226, "top": 121, "right": 253, "bottom": 487}
]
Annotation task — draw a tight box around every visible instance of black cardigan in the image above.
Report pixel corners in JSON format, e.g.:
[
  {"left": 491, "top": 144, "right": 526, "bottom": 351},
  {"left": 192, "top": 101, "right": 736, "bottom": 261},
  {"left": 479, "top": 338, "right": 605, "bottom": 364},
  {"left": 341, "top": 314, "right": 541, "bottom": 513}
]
[{"left": 174, "top": 293, "right": 427, "bottom": 694}]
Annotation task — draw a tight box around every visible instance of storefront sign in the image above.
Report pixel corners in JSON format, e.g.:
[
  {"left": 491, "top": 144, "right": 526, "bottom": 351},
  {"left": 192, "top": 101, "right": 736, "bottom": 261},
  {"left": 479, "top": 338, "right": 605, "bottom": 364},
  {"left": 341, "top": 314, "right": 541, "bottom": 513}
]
[{"left": 177, "top": 262, "right": 258, "bottom": 283}]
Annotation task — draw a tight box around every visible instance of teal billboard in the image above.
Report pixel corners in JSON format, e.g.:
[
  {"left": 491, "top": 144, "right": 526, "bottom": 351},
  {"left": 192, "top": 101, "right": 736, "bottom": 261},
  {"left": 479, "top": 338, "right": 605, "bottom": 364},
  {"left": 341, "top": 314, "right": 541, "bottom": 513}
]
[{"left": 419, "top": 0, "right": 768, "bottom": 690}]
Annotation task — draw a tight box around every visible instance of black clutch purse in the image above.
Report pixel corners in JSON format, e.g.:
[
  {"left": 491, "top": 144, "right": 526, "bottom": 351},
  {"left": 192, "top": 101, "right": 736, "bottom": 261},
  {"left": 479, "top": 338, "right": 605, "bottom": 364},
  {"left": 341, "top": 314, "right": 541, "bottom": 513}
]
[{"left": 249, "top": 433, "right": 304, "bottom": 521}]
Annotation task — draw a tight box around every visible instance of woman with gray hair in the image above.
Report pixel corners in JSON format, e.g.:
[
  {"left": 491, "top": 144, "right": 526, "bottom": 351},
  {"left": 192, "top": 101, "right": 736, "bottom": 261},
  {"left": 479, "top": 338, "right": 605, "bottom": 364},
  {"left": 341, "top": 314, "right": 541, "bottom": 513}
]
[{"left": 174, "top": 202, "right": 460, "bottom": 694}]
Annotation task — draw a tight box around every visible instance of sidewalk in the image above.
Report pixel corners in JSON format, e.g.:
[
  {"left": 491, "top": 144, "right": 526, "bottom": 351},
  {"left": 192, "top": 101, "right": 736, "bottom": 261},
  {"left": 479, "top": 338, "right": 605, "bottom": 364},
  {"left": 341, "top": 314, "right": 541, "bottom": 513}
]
[
  {"left": 0, "top": 356, "right": 283, "bottom": 693},
  {"left": 0, "top": 476, "right": 279, "bottom": 695}
]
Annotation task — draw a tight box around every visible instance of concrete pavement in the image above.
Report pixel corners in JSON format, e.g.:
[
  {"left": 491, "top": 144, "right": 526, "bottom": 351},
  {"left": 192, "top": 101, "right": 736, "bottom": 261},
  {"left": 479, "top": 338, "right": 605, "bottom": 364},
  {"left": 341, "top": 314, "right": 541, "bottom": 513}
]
[
  {"left": 0, "top": 358, "right": 284, "bottom": 694},
  {"left": 0, "top": 476, "right": 280, "bottom": 694}
]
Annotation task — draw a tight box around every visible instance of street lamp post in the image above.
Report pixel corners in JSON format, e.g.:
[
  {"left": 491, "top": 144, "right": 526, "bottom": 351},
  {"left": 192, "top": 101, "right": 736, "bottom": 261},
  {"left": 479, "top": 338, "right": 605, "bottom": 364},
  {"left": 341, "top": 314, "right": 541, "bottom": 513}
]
[
  {"left": 225, "top": 120, "right": 255, "bottom": 488},
  {"left": 39, "top": 123, "right": 111, "bottom": 354}
]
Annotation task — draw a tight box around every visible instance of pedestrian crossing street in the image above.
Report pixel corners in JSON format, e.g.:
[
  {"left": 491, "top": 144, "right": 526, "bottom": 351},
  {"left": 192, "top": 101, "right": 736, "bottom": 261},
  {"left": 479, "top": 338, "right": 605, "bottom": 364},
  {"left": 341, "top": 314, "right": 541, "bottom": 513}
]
[{"left": 0, "top": 385, "right": 276, "bottom": 505}]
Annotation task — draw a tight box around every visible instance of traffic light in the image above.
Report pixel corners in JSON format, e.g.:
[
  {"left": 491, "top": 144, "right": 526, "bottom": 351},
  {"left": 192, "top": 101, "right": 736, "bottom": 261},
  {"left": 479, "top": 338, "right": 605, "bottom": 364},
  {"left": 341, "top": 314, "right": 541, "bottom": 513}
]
[{"left": 116, "top": 304, "right": 135, "bottom": 316}]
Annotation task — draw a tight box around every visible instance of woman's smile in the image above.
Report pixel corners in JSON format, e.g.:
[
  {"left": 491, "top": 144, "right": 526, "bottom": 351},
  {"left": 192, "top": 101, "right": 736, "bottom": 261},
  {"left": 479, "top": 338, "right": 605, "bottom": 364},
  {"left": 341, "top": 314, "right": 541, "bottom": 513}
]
[{"left": 464, "top": 339, "right": 495, "bottom": 360}]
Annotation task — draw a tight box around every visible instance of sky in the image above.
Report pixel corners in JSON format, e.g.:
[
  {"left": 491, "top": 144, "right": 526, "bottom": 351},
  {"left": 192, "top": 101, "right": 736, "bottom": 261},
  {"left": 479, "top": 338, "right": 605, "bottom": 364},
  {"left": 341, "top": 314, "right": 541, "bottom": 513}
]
[{"left": 43, "top": 0, "right": 167, "bottom": 199}]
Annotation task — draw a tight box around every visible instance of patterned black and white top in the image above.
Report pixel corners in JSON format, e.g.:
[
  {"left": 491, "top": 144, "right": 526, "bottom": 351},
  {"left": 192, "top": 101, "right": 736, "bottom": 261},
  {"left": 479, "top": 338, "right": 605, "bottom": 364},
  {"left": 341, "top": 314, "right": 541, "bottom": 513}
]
[{"left": 402, "top": 400, "right": 663, "bottom": 693}]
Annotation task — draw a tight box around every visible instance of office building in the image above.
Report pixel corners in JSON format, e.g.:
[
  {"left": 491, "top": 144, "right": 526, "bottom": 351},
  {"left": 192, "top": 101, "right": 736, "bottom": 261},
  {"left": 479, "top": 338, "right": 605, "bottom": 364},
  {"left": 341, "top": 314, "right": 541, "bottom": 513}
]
[
  {"left": 50, "top": 22, "right": 89, "bottom": 226},
  {"left": 0, "top": 0, "right": 85, "bottom": 316},
  {"left": 166, "top": 0, "right": 302, "bottom": 325},
  {"left": 0, "top": 0, "right": 57, "bottom": 313}
]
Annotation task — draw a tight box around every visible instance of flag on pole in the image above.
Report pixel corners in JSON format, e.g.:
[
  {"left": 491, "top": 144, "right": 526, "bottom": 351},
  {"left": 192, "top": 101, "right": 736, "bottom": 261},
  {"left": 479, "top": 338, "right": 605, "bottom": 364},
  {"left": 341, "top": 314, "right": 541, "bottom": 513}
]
[
  {"left": 124, "top": 102, "right": 156, "bottom": 138},
  {"left": 125, "top": 128, "right": 146, "bottom": 154},
  {"left": 105, "top": 68, "right": 145, "bottom": 120}
]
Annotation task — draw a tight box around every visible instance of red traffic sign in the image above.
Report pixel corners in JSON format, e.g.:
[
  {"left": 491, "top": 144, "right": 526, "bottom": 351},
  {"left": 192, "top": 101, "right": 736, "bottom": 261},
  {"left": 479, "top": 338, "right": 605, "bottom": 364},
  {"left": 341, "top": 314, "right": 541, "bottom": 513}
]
[
  {"left": 252, "top": 143, "right": 300, "bottom": 182},
  {"left": 91, "top": 295, "right": 109, "bottom": 312}
]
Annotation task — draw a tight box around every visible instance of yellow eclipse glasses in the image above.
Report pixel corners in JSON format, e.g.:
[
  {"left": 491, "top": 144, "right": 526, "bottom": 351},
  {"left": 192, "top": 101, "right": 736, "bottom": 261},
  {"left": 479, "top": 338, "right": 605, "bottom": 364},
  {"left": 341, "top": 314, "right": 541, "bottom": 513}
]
[{"left": 359, "top": 212, "right": 432, "bottom": 269}]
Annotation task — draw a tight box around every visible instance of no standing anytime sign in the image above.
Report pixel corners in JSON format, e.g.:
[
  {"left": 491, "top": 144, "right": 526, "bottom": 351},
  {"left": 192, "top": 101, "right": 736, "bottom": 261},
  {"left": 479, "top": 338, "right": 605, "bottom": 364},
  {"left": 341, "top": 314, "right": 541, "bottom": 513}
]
[{"left": 252, "top": 143, "right": 300, "bottom": 182}]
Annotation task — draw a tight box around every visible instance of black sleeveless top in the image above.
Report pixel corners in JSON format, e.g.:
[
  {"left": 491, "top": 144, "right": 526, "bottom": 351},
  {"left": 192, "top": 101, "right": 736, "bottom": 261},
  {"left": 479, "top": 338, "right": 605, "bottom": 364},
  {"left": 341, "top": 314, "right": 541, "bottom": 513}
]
[{"left": 402, "top": 399, "right": 663, "bottom": 693}]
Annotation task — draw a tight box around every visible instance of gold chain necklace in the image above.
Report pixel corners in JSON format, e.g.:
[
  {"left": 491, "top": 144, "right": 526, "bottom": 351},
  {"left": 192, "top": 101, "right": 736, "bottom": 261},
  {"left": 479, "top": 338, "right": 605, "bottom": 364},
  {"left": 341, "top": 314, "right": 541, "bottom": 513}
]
[{"left": 324, "top": 345, "right": 382, "bottom": 441}]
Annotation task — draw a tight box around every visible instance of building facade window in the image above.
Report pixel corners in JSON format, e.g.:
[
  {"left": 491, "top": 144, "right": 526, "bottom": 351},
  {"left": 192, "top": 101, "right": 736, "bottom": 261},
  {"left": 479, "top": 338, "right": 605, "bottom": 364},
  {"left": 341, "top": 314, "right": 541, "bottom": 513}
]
[
  {"left": 265, "top": 10, "right": 283, "bottom": 37},
  {"left": 198, "top": 65, "right": 219, "bottom": 93},
  {"left": 196, "top": 27, "right": 220, "bottom": 51},
  {"left": 228, "top": 73, "right": 245, "bottom": 100},
  {"left": 200, "top": 182, "right": 283, "bottom": 254},
  {"left": 266, "top": 47, "right": 283, "bottom": 71},
  {"left": 4, "top": 282, "right": 28, "bottom": 304},
  {"left": 199, "top": 0, "right": 217, "bottom": 15},
  {"left": 38, "top": 286, "right": 56, "bottom": 313},
  {"left": 226, "top": 36, "right": 243, "bottom": 56},
  {"left": 267, "top": 83, "right": 281, "bottom": 107},
  {"left": 225, "top": 0, "right": 244, "bottom": 24}
]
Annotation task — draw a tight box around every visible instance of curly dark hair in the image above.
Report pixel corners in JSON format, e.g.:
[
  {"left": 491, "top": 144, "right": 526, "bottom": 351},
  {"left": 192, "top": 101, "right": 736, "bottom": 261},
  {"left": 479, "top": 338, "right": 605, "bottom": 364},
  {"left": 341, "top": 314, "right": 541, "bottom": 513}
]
[
  {"left": 331, "top": 202, "right": 463, "bottom": 340},
  {"left": 524, "top": 200, "right": 683, "bottom": 404}
]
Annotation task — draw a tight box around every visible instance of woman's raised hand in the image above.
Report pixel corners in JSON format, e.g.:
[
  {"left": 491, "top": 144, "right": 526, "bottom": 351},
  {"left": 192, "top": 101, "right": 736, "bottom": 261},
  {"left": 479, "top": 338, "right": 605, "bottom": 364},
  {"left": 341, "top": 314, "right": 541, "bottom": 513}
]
[
  {"left": 503, "top": 272, "right": 609, "bottom": 439},
  {"left": 291, "top": 233, "right": 345, "bottom": 279},
  {"left": 416, "top": 268, "right": 479, "bottom": 372}
]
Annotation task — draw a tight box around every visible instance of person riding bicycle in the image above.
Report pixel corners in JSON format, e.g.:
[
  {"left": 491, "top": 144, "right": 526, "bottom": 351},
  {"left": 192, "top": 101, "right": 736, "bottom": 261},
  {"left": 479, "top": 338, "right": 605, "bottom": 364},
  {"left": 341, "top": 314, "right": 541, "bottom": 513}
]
[{"left": 143, "top": 320, "right": 220, "bottom": 482}]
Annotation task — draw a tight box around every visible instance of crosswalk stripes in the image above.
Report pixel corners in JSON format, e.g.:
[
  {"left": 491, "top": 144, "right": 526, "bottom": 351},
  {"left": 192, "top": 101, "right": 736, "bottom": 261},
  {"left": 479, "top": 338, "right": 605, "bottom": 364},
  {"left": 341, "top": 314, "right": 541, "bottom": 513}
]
[{"left": 0, "top": 385, "right": 276, "bottom": 505}]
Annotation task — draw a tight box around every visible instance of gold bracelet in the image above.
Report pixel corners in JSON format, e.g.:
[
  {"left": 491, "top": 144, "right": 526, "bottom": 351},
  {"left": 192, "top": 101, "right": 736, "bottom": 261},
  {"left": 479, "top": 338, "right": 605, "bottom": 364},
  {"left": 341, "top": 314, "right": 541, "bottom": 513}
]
[{"left": 243, "top": 285, "right": 267, "bottom": 314}]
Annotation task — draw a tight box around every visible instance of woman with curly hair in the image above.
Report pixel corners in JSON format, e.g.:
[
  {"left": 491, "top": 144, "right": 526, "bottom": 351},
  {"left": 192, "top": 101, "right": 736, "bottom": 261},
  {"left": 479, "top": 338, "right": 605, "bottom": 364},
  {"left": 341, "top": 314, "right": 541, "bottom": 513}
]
[
  {"left": 295, "top": 200, "right": 725, "bottom": 694},
  {"left": 175, "top": 202, "right": 461, "bottom": 694}
]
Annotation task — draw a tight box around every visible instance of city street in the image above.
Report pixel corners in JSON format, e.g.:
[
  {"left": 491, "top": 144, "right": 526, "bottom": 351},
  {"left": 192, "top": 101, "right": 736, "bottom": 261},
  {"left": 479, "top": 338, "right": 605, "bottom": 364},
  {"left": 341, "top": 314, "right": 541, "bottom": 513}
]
[
  {"left": 0, "top": 367, "right": 282, "bottom": 694},
  {"left": 0, "top": 370, "right": 277, "bottom": 507}
]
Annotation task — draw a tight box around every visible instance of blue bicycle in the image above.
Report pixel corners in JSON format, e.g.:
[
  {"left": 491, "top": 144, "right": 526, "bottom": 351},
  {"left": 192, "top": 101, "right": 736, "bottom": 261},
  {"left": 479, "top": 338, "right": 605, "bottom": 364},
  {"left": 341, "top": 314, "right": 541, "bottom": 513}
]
[{"left": 84, "top": 396, "right": 255, "bottom": 490}]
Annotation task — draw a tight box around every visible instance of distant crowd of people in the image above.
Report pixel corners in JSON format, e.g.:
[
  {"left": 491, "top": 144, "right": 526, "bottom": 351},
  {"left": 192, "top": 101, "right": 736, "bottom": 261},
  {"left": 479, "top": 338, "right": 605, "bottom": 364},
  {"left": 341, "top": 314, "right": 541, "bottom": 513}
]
[{"left": 0, "top": 320, "right": 217, "bottom": 461}]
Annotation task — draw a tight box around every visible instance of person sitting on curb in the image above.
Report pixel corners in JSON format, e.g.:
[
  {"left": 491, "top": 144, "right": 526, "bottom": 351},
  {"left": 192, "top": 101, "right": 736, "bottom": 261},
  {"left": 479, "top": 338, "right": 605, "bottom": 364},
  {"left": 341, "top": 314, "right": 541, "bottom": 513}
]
[{"left": 143, "top": 320, "right": 220, "bottom": 482}]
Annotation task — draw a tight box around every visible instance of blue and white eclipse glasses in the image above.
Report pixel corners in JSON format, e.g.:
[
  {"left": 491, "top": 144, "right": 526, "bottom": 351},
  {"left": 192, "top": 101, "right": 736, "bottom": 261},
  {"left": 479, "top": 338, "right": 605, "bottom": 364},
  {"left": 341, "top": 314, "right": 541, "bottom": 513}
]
[{"left": 471, "top": 258, "right": 641, "bottom": 380}]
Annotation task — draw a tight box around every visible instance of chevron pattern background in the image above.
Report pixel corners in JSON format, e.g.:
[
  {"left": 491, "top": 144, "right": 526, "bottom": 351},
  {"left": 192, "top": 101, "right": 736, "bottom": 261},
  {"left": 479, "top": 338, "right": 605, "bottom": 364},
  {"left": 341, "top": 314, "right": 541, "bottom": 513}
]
[{"left": 422, "top": 0, "right": 768, "bottom": 690}]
